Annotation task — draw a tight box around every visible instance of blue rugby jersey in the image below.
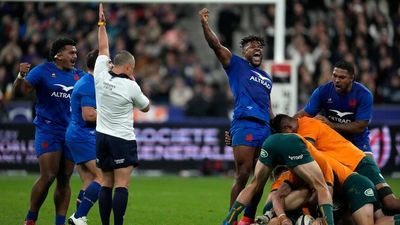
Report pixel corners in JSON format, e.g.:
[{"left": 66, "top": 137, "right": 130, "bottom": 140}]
[
  {"left": 224, "top": 54, "right": 273, "bottom": 123},
  {"left": 25, "top": 62, "right": 85, "bottom": 130},
  {"left": 66, "top": 73, "right": 96, "bottom": 142},
  {"left": 304, "top": 81, "right": 373, "bottom": 151}
]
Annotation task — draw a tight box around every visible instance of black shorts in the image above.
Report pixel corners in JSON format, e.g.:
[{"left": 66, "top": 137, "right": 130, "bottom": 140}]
[{"left": 96, "top": 132, "right": 139, "bottom": 170}]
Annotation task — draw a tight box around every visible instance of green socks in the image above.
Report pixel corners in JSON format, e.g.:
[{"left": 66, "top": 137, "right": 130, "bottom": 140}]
[
  {"left": 224, "top": 201, "right": 245, "bottom": 224},
  {"left": 319, "top": 204, "right": 334, "bottom": 225}
]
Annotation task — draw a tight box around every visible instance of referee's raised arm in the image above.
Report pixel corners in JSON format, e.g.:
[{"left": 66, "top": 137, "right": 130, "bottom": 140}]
[{"left": 98, "top": 3, "right": 109, "bottom": 57}]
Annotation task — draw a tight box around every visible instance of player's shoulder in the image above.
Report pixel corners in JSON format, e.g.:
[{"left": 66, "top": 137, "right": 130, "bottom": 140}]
[
  {"left": 74, "top": 68, "right": 87, "bottom": 76},
  {"left": 31, "top": 62, "right": 51, "bottom": 72},
  {"left": 318, "top": 81, "right": 334, "bottom": 91},
  {"left": 353, "top": 82, "right": 372, "bottom": 95},
  {"left": 299, "top": 116, "right": 318, "bottom": 125}
]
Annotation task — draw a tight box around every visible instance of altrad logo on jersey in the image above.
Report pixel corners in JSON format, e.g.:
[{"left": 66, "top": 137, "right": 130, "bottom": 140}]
[
  {"left": 250, "top": 70, "right": 272, "bottom": 90},
  {"left": 51, "top": 84, "right": 74, "bottom": 98},
  {"left": 328, "top": 109, "right": 353, "bottom": 123}
]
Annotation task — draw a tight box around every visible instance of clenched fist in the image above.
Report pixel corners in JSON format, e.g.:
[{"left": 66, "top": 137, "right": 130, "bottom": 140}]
[
  {"left": 19, "top": 62, "right": 31, "bottom": 76},
  {"left": 199, "top": 8, "right": 210, "bottom": 25}
]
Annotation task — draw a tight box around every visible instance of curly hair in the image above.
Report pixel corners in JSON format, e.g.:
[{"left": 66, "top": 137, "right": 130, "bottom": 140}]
[
  {"left": 240, "top": 35, "right": 265, "bottom": 49},
  {"left": 334, "top": 60, "right": 355, "bottom": 78},
  {"left": 50, "top": 37, "right": 76, "bottom": 61}
]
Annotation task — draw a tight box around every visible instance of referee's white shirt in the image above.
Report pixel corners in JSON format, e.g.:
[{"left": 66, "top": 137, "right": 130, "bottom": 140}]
[{"left": 94, "top": 55, "right": 149, "bottom": 141}]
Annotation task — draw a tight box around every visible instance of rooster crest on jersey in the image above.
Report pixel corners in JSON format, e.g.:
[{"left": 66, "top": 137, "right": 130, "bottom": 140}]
[{"left": 295, "top": 214, "right": 314, "bottom": 225}]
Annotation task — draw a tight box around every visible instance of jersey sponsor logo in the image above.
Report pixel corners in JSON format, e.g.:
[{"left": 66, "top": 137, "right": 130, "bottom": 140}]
[
  {"left": 249, "top": 71, "right": 272, "bottom": 90},
  {"left": 288, "top": 154, "right": 303, "bottom": 160},
  {"left": 51, "top": 84, "right": 74, "bottom": 99},
  {"left": 103, "top": 82, "right": 116, "bottom": 90},
  {"left": 114, "top": 158, "right": 125, "bottom": 164},
  {"left": 51, "top": 92, "right": 71, "bottom": 98},
  {"left": 328, "top": 109, "right": 353, "bottom": 123},
  {"left": 329, "top": 109, "right": 353, "bottom": 118},
  {"left": 260, "top": 149, "right": 268, "bottom": 158},
  {"left": 251, "top": 70, "right": 272, "bottom": 82},
  {"left": 54, "top": 84, "right": 74, "bottom": 92},
  {"left": 364, "top": 188, "right": 374, "bottom": 197}
]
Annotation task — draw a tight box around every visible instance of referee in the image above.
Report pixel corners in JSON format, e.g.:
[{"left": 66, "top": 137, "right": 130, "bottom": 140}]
[{"left": 93, "top": 4, "right": 150, "bottom": 225}]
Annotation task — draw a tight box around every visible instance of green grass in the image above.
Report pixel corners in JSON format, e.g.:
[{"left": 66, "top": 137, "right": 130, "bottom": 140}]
[
  {"left": 1, "top": 174, "right": 400, "bottom": 225},
  {"left": 0, "top": 174, "right": 244, "bottom": 225}
]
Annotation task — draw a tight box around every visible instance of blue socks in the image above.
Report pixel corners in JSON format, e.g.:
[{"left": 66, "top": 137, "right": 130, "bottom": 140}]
[
  {"left": 76, "top": 190, "right": 85, "bottom": 210},
  {"left": 75, "top": 181, "right": 101, "bottom": 218},
  {"left": 55, "top": 214, "right": 65, "bottom": 225},
  {"left": 99, "top": 186, "right": 113, "bottom": 225},
  {"left": 25, "top": 210, "right": 38, "bottom": 221},
  {"left": 113, "top": 187, "right": 129, "bottom": 225}
]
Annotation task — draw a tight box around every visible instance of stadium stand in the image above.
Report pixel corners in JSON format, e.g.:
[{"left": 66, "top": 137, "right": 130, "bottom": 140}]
[{"left": 0, "top": 1, "right": 399, "bottom": 122}]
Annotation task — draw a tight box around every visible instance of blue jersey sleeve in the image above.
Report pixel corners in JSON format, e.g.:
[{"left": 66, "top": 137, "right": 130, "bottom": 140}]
[
  {"left": 24, "top": 64, "right": 43, "bottom": 87},
  {"left": 304, "top": 87, "right": 322, "bottom": 116},
  {"left": 79, "top": 80, "right": 96, "bottom": 108},
  {"left": 224, "top": 54, "right": 241, "bottom": 78},
  {"left": 81, "top": 95, "right": 96, "bottom": 108},
  {"left": 355, "top": 91, "right": 373, "bottom": 121}
]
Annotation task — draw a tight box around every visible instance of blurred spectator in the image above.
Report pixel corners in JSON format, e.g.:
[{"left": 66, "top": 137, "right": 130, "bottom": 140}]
[
  {"left": 169, "top": 76, "right": 193, "bottom": 108},
  {"left": 1, "top": 0, "right": 400, "bottom": 124},
  {"left": 217, "top": 4, "right": 241, "bottom": 49},
  {"left": 185, "top": 82, "right": 209, "bottom": 117},
  {"left": 382, "top": 69, "right": 400, "bottom": 103},
  {"left": 206, "top": 82, "right": 229, "bottom": 118}
]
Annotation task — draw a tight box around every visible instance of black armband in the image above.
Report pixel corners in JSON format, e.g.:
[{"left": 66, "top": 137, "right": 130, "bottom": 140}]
[{"left": 378, "top": 186, "right": 393, "bottom": 199}]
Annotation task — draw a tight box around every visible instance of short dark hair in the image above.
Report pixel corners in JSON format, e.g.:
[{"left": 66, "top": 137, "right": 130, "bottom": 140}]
[
  {"left": 334, "top": 60, "right": 355, "bottom": 78},
  {"left": 50, "top": 37, "right": 76, "bottom": 61},
  {"left": 86, "top": 49, "right": 99, "bottom": 71},
  {"left": 240, "top": 35, "right": 265, "bottom": 49},
  {"left": 270, "top": 114, "right": 291, "bottom": 133}
]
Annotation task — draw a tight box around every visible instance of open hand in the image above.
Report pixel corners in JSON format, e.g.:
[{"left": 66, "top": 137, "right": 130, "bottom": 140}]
[{"left": 99, "top": 3, "right": 106, "bottom": 22}]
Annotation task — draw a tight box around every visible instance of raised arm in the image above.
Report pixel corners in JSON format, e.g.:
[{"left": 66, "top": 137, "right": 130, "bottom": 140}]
[
  {"left": 98, "top": 3, "right": 109, "bottom": 57},
  {"left": 12, "top": 62, "right": 34, "bottom": 95},
  {"left": 198, "top": 8, "right": 232, "bottom": 67}
]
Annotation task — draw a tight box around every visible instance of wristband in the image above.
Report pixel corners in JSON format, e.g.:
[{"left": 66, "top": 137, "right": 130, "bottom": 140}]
[{"left": 98, "top": 21, "right": 106, "bottom": 27}]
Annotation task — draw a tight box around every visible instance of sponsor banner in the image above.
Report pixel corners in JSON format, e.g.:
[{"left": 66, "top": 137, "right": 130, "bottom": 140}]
[
  {"left": 263, "top": 61, "right": 298, "bottom": 116},
  {"left": 0, "top": 123, "right": 399, "bottom": 174}
]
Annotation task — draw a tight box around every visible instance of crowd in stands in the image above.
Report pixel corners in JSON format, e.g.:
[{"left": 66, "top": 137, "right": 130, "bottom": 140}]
[{"left": 0, "top": 1, "right": 399, "bottom": 122}]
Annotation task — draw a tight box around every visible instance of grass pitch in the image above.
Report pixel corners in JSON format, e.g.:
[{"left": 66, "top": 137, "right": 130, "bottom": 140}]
[
  {"left": 0, "top": 174, "right": 239, "bottom": 225},
  {"left": 1, "top": 174, "right": 400, "bottom": 225}
]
